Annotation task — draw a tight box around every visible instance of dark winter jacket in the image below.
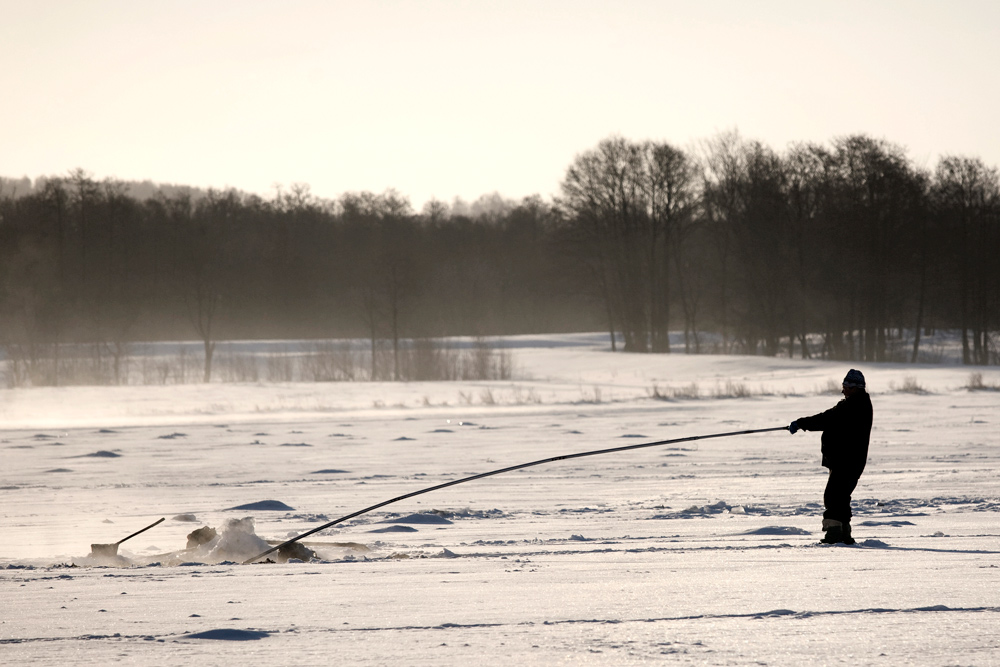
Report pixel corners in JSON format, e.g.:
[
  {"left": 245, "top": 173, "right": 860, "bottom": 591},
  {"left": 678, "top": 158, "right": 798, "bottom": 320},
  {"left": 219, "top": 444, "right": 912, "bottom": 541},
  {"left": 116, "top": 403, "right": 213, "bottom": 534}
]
[{"left": 797, "top": 391, "right": 873, "bottom": 473}]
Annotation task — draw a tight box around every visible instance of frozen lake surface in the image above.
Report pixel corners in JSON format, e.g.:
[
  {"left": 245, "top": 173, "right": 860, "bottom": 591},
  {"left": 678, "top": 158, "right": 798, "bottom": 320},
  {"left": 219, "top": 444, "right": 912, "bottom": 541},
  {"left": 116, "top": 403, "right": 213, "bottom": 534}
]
[{"left": 3, "top": 334, "right": 999, "bottom": 665}]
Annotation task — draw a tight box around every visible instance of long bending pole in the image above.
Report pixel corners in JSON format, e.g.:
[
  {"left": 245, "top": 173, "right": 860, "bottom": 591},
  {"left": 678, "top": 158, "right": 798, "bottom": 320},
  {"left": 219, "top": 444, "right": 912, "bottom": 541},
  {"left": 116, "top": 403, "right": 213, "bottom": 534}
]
[
  {"left": 244, "top": 425, "right": 788, "bottom": 564},
  {"left": 116, "top": 517, "right": 165, "bottom": 546}
]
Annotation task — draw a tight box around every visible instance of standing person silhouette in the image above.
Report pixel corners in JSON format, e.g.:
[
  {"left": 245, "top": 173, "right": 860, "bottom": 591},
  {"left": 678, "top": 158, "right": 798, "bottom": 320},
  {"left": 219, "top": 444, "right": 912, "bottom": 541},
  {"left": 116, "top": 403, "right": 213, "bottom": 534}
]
[{"left": 789, "top": 369, "right": 873, "bottom": 544}]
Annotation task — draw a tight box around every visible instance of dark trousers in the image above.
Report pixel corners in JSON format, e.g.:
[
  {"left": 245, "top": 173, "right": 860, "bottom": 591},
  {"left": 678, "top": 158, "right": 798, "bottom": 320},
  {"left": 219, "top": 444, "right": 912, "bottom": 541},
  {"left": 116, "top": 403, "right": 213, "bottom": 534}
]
[{"left": 823, "top": 468, "right": 862, "bottom": 524}]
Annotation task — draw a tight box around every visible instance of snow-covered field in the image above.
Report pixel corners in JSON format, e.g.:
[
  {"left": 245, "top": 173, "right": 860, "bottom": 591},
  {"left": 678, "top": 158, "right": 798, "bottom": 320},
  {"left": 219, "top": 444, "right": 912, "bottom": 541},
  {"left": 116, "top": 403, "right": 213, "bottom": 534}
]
[{"left": 3, "top": 333, "right": 999, "bottom": 665}]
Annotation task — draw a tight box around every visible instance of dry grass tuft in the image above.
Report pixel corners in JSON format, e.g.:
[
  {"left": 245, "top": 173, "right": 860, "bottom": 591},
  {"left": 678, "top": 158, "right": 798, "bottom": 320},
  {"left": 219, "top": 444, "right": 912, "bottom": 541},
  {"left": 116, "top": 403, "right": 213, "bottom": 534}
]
[
  {"left": 890, "top": 375, "right": 928, "bottom": 394},
  {"left": 965, "top": 372, "right": 1000, "bottom": 391}
]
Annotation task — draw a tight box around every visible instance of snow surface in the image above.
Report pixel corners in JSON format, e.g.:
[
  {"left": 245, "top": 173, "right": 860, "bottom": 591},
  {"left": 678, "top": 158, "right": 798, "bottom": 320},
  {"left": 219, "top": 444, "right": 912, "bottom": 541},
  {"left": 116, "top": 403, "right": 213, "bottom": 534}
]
[{"left": 2, "top": 333, "right": 999, "bottom": 665}]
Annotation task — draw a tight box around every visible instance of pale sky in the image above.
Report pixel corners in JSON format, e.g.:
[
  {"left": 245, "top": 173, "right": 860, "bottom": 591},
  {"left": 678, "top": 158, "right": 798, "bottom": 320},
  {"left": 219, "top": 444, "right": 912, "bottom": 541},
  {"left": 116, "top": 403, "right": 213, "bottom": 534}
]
[{"left": 3, "top": 0, "right": 998, "bottom": 208}]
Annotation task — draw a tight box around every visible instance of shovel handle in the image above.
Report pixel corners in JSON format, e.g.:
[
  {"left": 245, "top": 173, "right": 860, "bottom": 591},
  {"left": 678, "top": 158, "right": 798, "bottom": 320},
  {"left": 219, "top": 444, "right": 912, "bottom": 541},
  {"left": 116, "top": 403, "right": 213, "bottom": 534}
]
[{"left": 116, "top": 517, "right": 165, "bottom": 545}]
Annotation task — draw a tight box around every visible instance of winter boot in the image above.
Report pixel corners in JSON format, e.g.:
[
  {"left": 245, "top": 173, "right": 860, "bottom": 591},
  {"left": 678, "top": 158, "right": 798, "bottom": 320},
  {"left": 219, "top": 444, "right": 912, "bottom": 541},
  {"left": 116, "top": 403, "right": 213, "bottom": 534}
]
[
  {"left": 820, "top": 518, "right": 844, "bottom": 544},
  {"left": 841, "top": 522, "right": 855, "bottom": 545}
]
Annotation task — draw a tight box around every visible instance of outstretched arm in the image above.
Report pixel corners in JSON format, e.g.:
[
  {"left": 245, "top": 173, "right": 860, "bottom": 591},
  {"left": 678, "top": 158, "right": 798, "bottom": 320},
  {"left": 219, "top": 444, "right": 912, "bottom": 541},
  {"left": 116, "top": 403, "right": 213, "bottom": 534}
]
[{"left": 794, "top": 403, "right": 842, "bottom": 433}]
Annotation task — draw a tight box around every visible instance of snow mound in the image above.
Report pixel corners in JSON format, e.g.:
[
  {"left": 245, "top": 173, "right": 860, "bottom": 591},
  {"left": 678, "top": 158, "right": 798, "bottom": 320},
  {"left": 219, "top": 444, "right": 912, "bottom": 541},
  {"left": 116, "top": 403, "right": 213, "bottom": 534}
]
[
  {"left": 744, "top": 526, "right": 811, "bottom": 536},
  {"left": 76, "top": 552, "right": 132, "bottom": 568},
  {"left": 682, "top": 501, "right": 734, "bottom": 515},
  {"left": 183, "top": 628, "right": 270, "bottom": 641},
  {"left": 755, "top": 609, "right": 797, "bottom": 618},
  {"left": 652, "top": 500, "right": 768, "bottom": 520},
  {"left": 226, "top": 500, "right": 295, "bottom": 511},
  {"left": 379, "top": 513, "right": 453, "bottom": 525},
  {"left": 860, "top": 520, "right": 915, "bottom": 527},
  {"left": 860, "top": 539, "right": 891, "bottom": 548},
  {"left": 202, "top": 517, "right": 272, "bottom": 562},
  {"left": 428, "top": 508, "right": 505, "bottom": 520}
]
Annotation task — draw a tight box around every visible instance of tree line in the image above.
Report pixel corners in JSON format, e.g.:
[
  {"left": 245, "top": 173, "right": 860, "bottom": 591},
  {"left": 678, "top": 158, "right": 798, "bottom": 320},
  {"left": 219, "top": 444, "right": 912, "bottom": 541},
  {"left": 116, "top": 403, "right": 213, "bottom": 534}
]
[
  {"left": 1, "top": 131, "right": 998, "bottom": 385},
  {"left": 559, "top": 132, "right": 999, "bottom": 364}
]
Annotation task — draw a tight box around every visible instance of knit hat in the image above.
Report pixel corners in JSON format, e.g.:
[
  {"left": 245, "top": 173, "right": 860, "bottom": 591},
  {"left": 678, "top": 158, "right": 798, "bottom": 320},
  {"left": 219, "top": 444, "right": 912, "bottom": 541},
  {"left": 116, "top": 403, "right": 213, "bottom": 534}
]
[{"left": 842, "top": 369, "right": 866, "bottom": 389}]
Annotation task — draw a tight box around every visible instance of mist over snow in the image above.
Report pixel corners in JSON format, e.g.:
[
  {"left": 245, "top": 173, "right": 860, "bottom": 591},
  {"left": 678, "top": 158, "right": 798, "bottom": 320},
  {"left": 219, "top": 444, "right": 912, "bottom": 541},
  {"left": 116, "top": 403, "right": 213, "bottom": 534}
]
[{"left": 2, "top": 334, "right": 999, "bottom": 664}]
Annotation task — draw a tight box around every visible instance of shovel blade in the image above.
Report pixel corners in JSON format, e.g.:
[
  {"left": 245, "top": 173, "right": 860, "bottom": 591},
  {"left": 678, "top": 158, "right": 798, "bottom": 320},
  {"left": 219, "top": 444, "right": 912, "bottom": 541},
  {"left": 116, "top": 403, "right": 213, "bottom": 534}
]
[{"left": 90, "top": 543, "right": 119, "bottom": 557}]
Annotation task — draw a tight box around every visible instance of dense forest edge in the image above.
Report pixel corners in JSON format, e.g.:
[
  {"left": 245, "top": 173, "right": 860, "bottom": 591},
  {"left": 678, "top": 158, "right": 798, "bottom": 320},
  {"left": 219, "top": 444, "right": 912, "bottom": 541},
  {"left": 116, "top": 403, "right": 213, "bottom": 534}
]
[{"left": 2, "top": 130, "right": 999, "bottom": 386}]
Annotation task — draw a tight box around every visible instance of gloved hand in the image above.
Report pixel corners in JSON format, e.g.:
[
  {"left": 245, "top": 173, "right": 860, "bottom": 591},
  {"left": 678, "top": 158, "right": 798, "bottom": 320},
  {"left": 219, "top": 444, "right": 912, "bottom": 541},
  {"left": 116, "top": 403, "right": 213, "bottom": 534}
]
[{"left": 788, "top": 420, "right": 800, "bottom": 434}]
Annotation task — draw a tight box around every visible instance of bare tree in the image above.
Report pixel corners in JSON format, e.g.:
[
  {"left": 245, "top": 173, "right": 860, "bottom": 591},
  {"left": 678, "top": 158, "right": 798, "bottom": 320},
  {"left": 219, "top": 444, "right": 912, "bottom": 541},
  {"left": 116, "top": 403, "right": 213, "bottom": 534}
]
[
  {"left": 176, "top": 190, "right": 239, "bottom": 382},
  {"left": 560, "top": 136, "right": 696, "bottom": 352},
  {"left": 933, "top": 156, "right": 1000, "bottom": 364}
]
